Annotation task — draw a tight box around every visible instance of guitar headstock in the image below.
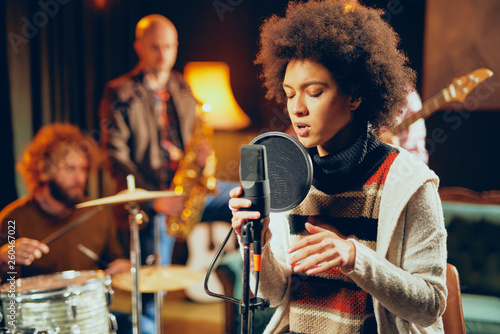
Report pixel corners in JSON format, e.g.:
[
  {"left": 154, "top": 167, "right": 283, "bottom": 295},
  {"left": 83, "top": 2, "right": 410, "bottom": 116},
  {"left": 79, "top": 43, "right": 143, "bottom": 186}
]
[{"left": 443, "top": 68, "right": 493, "bottom": 103}]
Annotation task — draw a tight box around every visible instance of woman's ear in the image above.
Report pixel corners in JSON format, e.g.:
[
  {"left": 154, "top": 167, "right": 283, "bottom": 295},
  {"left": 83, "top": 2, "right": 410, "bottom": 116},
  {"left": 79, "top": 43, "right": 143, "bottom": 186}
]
[{"left": 350, "top": 97, "right": 362, "bottom": 111}]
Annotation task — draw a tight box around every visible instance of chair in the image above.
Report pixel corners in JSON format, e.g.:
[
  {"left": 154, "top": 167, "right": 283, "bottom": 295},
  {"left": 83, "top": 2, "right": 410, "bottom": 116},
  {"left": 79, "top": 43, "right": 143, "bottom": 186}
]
[{"left": 442, "top": 263, "right": 466, "bottom": 334}]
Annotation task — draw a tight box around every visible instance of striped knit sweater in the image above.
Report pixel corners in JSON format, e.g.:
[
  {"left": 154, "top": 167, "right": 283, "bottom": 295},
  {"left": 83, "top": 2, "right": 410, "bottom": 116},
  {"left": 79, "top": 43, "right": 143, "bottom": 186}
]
[
  {"left": 251, "top": 135, "right": 447, "bottom": 334},
  {"left": 287, "top": 130, "right": 398, "bottom": 334}
]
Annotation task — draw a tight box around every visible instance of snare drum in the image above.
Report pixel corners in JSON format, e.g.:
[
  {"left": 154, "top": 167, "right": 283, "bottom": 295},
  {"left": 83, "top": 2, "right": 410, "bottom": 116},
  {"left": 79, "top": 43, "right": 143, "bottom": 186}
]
[{"left": 0, "top": 270, "right": 116, "bottom": 334}]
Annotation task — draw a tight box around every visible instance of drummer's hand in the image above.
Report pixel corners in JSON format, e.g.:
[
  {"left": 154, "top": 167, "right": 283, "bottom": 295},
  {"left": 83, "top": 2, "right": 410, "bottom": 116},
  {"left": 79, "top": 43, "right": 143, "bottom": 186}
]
[
  {"left": 0, "top": 238, "right": 49, "bottom": 266},
  {"left": 228, "top": 187, "right": 270, "bottom": 241},
  {"left": 105, "top": 259, "right": 131, "bottom": 276},
  {"left": 153, "top": 196, "right": 186, "bottom": 216}
]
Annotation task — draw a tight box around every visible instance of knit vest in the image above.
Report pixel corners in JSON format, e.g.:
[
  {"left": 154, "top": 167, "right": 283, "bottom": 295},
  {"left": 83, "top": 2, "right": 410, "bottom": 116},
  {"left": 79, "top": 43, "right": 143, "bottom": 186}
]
[{"left": 287, "top": 130, "right": 398, "bottom": 334}]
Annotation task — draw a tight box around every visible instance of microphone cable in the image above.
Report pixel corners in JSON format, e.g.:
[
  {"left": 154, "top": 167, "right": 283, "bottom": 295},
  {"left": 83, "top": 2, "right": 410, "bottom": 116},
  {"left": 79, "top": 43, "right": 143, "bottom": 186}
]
[
  {"left": 204, "top": 226, "right": 240, "bottom": 304},
  {"left": 203, "top": 225, "right": 263, "bottom": 306}
]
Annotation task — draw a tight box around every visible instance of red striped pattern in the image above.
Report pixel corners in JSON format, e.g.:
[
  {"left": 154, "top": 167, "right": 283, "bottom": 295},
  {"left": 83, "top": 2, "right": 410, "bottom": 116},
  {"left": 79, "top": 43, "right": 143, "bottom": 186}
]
[
  {"left": 291, "top": 270, "right": 371, "bottom": 315},
  {"left": 364, "top": 151, "right": 398, "bottom": 186},
  {"left": 288, "top": 151, "right": 398, "bottom": 332}
]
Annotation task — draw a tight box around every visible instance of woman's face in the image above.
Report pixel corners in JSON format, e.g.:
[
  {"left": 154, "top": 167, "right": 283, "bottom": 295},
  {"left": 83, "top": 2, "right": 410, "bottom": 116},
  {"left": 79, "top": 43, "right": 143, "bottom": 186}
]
[{"left": 283, "top": 59, "right": 358, "bottom": 156}]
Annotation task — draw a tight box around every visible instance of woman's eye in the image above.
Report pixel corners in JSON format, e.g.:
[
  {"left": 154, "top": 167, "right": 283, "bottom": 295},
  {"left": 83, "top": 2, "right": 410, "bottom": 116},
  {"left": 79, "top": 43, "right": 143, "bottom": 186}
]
[
  {"left": 286, "top": 94, "right": 295, "bottom": 99},
  {"left": 309, "top": 91, "right": 323, "bottom": 97}
]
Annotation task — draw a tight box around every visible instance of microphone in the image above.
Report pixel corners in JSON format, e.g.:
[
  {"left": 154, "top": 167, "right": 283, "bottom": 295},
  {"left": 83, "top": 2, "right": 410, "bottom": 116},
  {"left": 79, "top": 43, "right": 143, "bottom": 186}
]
[
  {"left": 240, "top": 144, "right": 271, "bottom": 217},
  {"left": 249, "top": 132, "right": 312, "bottom": 212},
  {"left": 239, "top": 144, "right": 270, "bottom": 271}
]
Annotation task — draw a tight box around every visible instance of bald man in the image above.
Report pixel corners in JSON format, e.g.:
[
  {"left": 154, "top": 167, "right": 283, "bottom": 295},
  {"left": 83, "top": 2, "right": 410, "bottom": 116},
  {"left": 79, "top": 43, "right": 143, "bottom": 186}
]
[
  {"left": 99, "top": 14, "right": 234, "bottom": 334},
  {"left": 100, "top": 14, "right": 196, "bottom": 195}
]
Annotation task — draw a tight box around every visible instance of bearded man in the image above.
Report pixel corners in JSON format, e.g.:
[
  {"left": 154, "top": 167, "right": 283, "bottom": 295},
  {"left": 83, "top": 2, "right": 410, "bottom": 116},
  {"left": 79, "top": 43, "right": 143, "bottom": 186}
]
[{"left": 0, "top": 123, "right": 129, "bottom": 280}]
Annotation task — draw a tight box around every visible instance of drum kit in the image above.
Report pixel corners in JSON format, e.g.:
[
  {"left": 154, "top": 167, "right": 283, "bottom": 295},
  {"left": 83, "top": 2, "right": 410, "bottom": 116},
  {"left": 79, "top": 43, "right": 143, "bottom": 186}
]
[{"left": 0, "top": 175, "right": 205, "bottom": 334}]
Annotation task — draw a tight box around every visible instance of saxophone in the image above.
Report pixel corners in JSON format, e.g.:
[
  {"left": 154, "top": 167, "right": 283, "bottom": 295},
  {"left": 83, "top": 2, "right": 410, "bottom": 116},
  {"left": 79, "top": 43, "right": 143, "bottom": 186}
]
[{"left": 166, "top": 103, "right": 217, "bottom": 240}]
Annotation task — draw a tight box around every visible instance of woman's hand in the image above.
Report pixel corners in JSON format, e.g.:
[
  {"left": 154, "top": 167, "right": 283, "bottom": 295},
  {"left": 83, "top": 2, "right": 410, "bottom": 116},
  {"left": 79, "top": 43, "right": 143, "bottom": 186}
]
[
  {"left": 288, "top": 223, "right": 356, "bottom": 275},
  {"left": 228, "top": 187, "right": 269, "bottom": 240}
]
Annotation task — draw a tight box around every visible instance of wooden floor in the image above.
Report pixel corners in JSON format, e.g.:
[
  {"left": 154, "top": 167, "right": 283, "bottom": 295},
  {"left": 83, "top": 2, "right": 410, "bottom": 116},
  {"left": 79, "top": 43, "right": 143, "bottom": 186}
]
[{"left": 110, "top": 288, "right": 227, "bottom": 334}]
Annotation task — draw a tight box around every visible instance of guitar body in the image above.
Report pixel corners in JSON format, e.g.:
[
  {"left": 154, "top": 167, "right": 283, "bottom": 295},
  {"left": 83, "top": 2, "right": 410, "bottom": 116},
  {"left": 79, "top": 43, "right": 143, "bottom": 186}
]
[{"left": 184, "top": 221, "right": 235, "bottom": 303}]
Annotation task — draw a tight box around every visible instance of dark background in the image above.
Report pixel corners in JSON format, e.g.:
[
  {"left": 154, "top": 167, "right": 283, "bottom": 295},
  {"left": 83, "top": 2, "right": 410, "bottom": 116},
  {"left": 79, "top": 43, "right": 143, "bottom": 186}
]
[{"left": 1, "top": 0, "right": 499, "bottom": 209}]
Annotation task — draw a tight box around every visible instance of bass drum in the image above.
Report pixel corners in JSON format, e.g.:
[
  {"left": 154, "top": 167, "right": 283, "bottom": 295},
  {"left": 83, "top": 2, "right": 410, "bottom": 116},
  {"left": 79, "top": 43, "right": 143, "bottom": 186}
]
[{"left": 0, "top": 270, "right": 117, "bottom": 334}]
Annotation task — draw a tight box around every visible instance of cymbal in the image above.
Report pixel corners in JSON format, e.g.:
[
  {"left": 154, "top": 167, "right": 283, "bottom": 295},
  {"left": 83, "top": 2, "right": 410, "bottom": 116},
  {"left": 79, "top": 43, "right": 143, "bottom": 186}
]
[
  {"left": 76, "top": 188, "right": 176, "bottom": 208},
  {"left": 111, "top": 265, "right": 206, "bottom": 293}
]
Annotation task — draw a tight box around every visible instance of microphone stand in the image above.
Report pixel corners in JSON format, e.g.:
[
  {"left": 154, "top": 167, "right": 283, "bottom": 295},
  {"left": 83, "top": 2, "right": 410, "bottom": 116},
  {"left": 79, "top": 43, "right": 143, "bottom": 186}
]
[
  {"left": 240, "top": 220, "right": 269, "bottom": 334},
  {"left": 240, "top": 222, "right": 252, "bottom": 334}
]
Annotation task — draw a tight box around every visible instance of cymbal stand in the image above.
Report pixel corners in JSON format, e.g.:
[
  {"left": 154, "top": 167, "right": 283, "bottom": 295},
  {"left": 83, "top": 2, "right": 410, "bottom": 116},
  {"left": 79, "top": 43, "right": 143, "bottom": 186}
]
[
  {"left": 154, "top": 214, "right": 165, "bottom": 334},
  {"left": 126, "top": 175, "right": 143, "bottom": 334}
]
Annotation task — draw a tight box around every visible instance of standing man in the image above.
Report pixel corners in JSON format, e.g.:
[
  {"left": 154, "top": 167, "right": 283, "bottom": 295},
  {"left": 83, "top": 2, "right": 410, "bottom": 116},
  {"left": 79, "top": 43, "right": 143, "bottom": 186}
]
[{"left": 99, "top": 14, "right": 234, "bottom": 333}]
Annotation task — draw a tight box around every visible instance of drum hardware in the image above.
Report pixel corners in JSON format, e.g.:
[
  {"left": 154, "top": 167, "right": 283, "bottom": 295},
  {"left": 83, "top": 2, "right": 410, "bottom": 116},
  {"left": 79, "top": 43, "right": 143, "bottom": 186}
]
[
  {"left": 0, "top": 270, "right": 114, "bottom": 334},
  {"left": 107, "top": 313, "right": 118, "bottom": 334},
  {"left": 76, "top": 174, "right": 178, "bottom": 334},
  {"left": 75, "top": 186, "right": 176, "bottom": 209},
  {"left": 0, "top": 327, "right": 43, "bottom": 333},
  {"left": 41, "top": 314, "right": 59, "bottom": 334},
  {"left": 66, "top": 297, "right": 77, "bottom": 323},
  {"left": 126, "top": 197, "right": 142, "bottom": 334},
  {"left": 106, "top": 280, "right": 115, "bottom": 307},
  {"left": 111, "top": 265, "right": 205, "bottom": 293},
  {"left": 153, "top": 214, "right": 163, "bottom": 334},
  {"left": 75, "top": 247, "right": 115, "bottom": 306}
]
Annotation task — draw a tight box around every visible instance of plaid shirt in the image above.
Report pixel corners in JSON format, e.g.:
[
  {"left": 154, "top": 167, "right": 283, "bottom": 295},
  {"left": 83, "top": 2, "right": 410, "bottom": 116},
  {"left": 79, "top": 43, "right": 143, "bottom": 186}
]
[
  {"left": 397, "top": 91, "right": 428, "bottom": 165},
  {"left": 150, "top": 84, "right": 184, "bottom": 188}
]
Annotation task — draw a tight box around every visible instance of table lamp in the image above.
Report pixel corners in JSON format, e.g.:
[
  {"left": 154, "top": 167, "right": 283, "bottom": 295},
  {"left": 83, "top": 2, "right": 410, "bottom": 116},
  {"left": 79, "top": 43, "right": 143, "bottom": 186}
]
[{"left": 184, "top": 61, "right": 251, "bottom": 130}]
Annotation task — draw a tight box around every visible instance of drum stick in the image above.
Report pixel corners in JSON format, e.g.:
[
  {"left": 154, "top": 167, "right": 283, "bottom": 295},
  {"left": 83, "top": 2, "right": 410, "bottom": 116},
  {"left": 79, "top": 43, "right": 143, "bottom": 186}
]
[
  {"left": 77, "top": 244, "right": 109, "bottom": 267},
  {"left": 41, "top": 206, "right": 103, "bottom": 245}
]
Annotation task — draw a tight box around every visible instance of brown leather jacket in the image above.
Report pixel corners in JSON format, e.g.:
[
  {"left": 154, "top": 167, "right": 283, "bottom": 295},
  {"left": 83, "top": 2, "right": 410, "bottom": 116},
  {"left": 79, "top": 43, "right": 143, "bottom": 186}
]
[{"left": 99, "top": 68, "right": 197, "bottom": 192}]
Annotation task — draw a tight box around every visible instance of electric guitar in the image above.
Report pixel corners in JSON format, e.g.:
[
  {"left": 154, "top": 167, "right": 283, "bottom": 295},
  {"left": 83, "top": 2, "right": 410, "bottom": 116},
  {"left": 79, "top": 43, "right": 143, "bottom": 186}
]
[{"left": 391, "top": 68, "right": 493, "bottom": 135}]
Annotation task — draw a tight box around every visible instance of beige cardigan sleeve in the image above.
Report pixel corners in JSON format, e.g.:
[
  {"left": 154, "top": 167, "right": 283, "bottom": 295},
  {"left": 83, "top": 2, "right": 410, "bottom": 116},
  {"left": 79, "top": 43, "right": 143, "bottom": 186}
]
[{"left": 347, "top": 181, "right": 447, "bottom": 330}]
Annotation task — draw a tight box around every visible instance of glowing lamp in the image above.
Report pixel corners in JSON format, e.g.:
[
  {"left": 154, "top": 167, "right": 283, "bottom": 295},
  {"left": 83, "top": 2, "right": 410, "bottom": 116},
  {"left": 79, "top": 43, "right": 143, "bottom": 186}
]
[{"left": 184, "top": 62, "right": 251, "bottom": 130}]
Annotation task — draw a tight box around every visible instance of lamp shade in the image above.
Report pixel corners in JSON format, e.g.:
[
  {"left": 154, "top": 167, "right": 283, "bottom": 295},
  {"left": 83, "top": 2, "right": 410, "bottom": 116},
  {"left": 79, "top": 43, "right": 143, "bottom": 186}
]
[{"left": 184, "top": 62, "right": 251, "bottom": 130}]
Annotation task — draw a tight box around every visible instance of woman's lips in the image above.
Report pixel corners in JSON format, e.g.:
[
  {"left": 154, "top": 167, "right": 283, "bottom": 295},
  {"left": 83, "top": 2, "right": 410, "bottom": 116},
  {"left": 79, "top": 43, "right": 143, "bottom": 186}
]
[{"left": 295, "top": 123, "right": 310, "bottom": 136}]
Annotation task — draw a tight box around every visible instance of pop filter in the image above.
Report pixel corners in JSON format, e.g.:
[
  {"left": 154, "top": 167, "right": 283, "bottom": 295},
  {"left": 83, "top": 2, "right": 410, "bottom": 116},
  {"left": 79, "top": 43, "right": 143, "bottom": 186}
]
[{"left": 249, "top": 132, "right": 313, "bottom": 212}]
